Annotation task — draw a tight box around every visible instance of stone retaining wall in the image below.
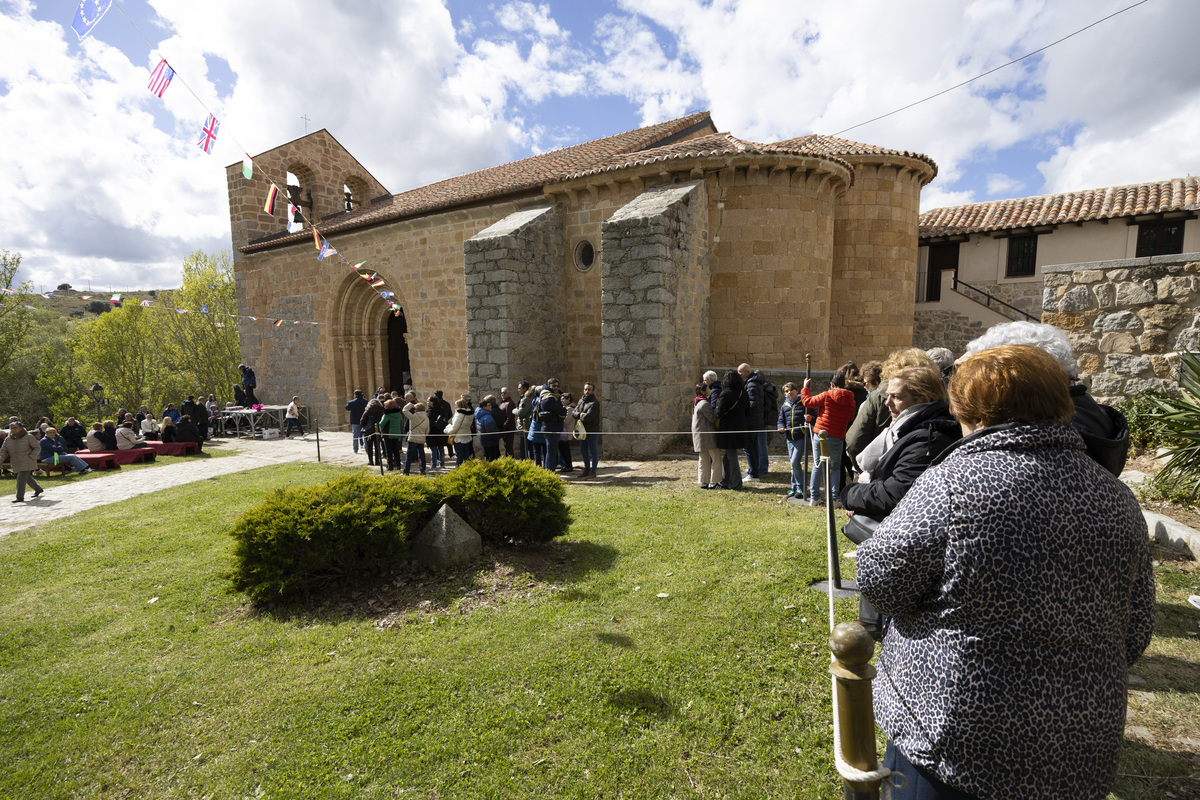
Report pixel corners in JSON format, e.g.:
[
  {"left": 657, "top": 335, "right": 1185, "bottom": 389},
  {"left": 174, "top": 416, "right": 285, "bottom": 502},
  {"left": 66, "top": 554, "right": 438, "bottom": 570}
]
[
  {"left": 913, "top": 309, "right": 985, "bottom": 354},
  {"left": 1041, "top": 253, "right": 1200, "bottom": 403}
]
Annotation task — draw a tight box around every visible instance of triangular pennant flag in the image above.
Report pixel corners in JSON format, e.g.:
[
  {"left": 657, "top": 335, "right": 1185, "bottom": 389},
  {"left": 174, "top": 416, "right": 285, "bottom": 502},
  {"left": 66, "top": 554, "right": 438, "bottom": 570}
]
[
  {"left": 1, "top": 287, "right": 14, "bottom": 295},
  {"left": 39, "top": 292, "right": 53, "bottom": 299},
  {"left": 317, "top": 240, "right": 337, "bottom": 261},
  {"left": 77, "top": 294, "right": 91, "bottom": 299},
  {"left": 201, "top": 305, "right": 209, "bottom": 314},
  {"left": 264, "top": 185, "right": 278, "bottom": 214},
  {"left": 371, "top": 278, "right": 386, "bottom": 288},
  {"left": 242, "top": 156, "right": 253, "bottom": 180},
  {"left": 353, "top": 261, "right": 367, "bottom": 270},
  {"left": 273, "top": 319, "right": 283, "bottom": 327},
  {"left": 176, "top": 308, "right": 188, "bottom": 314},
  {"left": 248, "top": 316, "right": 258, "bottom": 321}
]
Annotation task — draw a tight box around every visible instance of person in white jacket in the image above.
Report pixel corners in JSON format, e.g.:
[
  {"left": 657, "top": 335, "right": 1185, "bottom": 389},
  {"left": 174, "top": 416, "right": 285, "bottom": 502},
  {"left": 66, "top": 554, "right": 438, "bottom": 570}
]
[
  {"left": 115, "top": 421, "right": 148, "bottom": 450},
  {"left": 443, "top": 398, "right": 475, "bottom": 467},
  {"left": 402, "top": 402, "right": 429, "bottom": 475},
  {"left": 140, "top": 414, "right": 161, "bottom": 441}
]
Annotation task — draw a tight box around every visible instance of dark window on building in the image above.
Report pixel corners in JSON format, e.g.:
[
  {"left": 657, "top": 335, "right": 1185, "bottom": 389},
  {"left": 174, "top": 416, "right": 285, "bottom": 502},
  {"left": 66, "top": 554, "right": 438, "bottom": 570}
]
[
  {"left": 923, "top": 241, "right": 960, "bottom": 302},
  {"left": 1136, "top": 219, "right": 1186, "bottom": 258},
  {"left": 1006, "top": 234, "right": 1038, "bottom": 278}
]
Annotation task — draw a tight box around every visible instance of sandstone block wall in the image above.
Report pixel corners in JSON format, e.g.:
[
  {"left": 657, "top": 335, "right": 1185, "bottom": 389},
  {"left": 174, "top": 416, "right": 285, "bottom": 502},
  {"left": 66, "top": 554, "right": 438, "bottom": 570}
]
[
  {"left": 829, "top": 158, "right": 931, "bottom": 367},
  {"left": 1041, "top": 253, "right": 1200, "bottom": 403},
  {"left": 464, "top": 206, "right": 567, "bottom": 399},
  {"left": 601, "top": 181, "right": 709, "bottom": 456},
  {"left": 708, "top": 167, "right": 839, "bottom": 369}
]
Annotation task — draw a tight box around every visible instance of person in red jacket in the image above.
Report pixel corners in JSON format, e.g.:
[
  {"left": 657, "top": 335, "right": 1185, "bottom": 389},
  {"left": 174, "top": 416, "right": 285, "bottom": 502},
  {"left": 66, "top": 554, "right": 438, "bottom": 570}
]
[{"left": 802, "top": 371, "right": 857, "bottom": 505}]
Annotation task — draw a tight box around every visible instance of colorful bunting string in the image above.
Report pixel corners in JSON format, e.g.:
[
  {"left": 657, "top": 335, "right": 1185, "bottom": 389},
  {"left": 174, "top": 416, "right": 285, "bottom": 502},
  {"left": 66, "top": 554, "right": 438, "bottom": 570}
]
[{"left": 65, "top": 1, "right": 409, "bottom": 324}]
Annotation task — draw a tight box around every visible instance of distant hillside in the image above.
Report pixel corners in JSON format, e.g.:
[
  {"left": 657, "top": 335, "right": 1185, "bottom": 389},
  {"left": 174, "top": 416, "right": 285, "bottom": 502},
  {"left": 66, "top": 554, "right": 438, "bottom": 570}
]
[{"left": 34, "top": 290, "right": 176, "bottom": 320}]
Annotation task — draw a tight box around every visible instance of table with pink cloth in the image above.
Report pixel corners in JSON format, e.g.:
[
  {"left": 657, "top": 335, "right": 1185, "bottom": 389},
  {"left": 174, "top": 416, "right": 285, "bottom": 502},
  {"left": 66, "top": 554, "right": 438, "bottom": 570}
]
[{"left": 75, "top": 448, "right": 156, "bottom": 465}]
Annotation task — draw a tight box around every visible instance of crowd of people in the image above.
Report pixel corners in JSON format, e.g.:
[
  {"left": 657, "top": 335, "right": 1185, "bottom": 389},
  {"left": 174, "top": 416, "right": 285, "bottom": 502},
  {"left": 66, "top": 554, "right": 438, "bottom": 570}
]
[
  {"left": 0, "top": 391, "right": 230, "bottom": 502},
  {"left": 343, "top": 378, "right": 602, "bottom": 477},
  {"left": 691, "top": 320, "right": 1146, "bottom": 800}
]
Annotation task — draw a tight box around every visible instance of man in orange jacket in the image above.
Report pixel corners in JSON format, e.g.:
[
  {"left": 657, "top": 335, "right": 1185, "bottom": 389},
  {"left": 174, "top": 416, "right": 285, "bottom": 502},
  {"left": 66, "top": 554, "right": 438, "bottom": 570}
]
[{"left": 801, "top": 371, "right": 857, "bottom": 505}]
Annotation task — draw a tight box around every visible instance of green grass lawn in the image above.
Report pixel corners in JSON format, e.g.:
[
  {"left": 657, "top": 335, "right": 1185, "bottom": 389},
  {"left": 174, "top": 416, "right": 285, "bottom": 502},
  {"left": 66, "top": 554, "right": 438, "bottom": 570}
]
[{"left": 1, "top": 464, "right": 1196, "bottom": 799}]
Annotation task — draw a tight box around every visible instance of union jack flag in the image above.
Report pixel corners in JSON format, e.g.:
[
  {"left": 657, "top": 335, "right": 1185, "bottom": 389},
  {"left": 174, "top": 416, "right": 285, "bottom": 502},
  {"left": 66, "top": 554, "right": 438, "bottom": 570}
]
[
  {"left": 197, "top": 114, "right": 219, "bottom": 154},
  {"left": 148, "top": 59, "right": 174, "bottom": 98}
]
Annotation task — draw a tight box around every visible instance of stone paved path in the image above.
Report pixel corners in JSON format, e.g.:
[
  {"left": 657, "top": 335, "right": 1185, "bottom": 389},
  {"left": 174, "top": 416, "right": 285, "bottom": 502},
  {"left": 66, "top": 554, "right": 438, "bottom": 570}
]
[{"left": 0, "top": 431, "right": 366, "bottom": 537}]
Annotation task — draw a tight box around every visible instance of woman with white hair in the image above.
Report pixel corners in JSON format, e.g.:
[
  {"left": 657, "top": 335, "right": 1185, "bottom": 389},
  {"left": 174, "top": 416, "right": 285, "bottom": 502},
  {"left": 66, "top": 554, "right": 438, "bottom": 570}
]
[{"left": 961, "top": 321, "right": 1129, "bottom": 475}]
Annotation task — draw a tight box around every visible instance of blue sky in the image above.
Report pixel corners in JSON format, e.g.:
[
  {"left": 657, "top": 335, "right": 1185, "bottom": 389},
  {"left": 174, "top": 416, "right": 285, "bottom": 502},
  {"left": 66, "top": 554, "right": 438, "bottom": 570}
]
[{"left": 2, "top": 0, "right": 1198, "bottom": 290}]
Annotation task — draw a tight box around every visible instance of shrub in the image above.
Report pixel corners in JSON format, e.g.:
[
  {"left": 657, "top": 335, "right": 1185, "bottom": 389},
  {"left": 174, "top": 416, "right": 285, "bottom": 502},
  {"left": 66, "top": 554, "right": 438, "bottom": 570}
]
[
  {"left": 227, "top": 462, "right": 572, "bottom": 603},
  {"left": 227, "top": 473, "right": 439, "bottom": 604},
  {"left": 432, "top": 457, "right": 573, "bottom": 544},
  {"left": 1116, "top": 390, "right": 1176, "bottom": 452},
  {"left": 1151, "top": 352, "right": 1200, "bottom": 504}
]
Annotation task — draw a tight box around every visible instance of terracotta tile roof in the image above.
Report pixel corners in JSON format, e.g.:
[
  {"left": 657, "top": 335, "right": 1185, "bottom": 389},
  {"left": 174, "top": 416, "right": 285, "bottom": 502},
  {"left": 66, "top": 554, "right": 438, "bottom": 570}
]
[
  {"left": 556, "top": 131, "right": 856, "bottom": 181},
  {"left": 920, "top": 176, "right": 1200, "bottom": 238},
  {"left": 775, "top": 134, "right": 939, "bottom": 179},
  {"left": 244, "top": 111, "right": 716, "bottom": 252}
]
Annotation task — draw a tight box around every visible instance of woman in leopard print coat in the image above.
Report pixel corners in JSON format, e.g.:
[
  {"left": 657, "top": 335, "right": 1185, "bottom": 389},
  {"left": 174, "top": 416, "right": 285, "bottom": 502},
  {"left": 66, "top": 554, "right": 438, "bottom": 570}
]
[{"left": 857, "top": 345, "right": 1155, "bottom": 800}]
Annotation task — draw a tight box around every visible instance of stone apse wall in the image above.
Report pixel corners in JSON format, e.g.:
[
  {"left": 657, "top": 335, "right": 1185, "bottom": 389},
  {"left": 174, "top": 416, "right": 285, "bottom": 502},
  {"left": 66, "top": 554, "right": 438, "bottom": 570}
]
[{"left": 1041, "top": 253, "right": 1200, "bottom": 403}]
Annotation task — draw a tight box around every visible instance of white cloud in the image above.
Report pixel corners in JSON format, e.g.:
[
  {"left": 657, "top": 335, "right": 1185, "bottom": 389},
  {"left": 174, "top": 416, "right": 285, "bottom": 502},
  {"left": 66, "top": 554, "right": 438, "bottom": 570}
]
[{"left": 4, "top": 0, "right": 1199, "bottom": 290}]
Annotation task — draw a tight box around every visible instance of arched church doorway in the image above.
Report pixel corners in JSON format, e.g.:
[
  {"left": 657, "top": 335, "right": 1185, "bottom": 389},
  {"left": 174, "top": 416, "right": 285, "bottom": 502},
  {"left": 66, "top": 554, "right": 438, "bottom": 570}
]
[{"left": 387, "top": 309, "right": 411, "bottom": 391}]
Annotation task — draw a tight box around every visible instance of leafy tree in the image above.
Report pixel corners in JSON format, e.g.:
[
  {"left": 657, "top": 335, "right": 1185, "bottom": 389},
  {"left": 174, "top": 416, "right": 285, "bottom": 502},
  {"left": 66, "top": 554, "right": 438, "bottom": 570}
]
[
  {"left": 154, "top": 250, "right": 242, "bottom": 404},
  {"left": 0, "top": 250, "right": 34, "bottom": 378},
  {"left": 57, "top": 282, "right": 72, "bottom": 291},
  {"left": 69, "top": 304, "right": 172, "bottom": 414},
  {"left": 85, "top": 300, "right": 111, "bottom": 315}
]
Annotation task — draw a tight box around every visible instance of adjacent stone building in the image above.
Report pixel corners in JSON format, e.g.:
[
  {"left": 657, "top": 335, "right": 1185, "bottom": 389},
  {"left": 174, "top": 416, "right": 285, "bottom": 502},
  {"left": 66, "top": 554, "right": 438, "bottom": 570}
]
[
  {"left": 225, "top": 112, "right": 938, "bottom": 454},
  {"left": 914, "top": 177, "right": 1200, "bottom": 354}
]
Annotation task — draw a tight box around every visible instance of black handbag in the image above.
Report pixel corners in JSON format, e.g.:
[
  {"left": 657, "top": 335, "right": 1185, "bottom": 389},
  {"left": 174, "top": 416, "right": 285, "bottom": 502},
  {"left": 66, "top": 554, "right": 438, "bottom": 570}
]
[{"left": 842, "top": 514, "right": 881, "bottom": 545}]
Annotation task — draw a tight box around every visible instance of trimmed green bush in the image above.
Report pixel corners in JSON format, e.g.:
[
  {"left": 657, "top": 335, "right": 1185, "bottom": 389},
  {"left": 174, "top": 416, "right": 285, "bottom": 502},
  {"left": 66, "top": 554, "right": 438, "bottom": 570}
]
[
  {"left": 432, "top": 457, "right": 573, "bottom": 543},
  {"left": 227, "top": 461, "right": 572, "bottom": 603}
]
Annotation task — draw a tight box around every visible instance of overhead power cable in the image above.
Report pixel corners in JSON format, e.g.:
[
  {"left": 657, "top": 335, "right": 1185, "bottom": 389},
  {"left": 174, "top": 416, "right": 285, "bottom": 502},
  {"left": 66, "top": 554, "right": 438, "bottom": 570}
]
[{"left": 832, "top": 0, "right": 1151, "bottom": 137}]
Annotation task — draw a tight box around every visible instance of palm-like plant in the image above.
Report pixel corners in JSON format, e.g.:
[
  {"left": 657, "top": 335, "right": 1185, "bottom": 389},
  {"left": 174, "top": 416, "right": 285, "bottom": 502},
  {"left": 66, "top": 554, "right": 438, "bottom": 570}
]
[{"left": 1152, "top": 351, "right": 1200, "bottom": 503}]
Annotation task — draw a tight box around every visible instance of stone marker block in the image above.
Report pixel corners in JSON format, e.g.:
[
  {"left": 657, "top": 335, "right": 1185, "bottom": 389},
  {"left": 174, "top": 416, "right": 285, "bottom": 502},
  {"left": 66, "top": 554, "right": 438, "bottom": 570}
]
[
  {"left": 1142, "top": 510, "right": 1200, "bottom": 563},
  {"left": 412, "top": 504, "right": 482, "bottom": 568}
]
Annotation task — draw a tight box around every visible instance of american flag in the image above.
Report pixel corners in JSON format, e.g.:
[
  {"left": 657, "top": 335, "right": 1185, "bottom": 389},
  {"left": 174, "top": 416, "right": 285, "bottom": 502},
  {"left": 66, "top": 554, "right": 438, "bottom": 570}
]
[
  {"left": 148, "top": 59, "right": 174, "bottom": 98},
  {"left": 197, "top": 114, "right": 219, "bottom": 154}
]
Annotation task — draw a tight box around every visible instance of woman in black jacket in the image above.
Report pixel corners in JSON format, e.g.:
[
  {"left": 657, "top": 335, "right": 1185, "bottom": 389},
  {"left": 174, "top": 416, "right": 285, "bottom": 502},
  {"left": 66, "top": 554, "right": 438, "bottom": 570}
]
[
  {"left": 714, "top": 369, "right": 747, "bottom": 490},
  {"left": 841, "top": 364, "right": 959, "bottom": 634}
]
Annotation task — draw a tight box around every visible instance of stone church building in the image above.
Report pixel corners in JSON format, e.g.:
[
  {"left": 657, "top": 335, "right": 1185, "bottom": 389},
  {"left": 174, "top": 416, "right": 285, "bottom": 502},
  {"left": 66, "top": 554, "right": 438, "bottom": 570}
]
[{"left": 225, "top": 111, "right": 937, "bottom": 454}]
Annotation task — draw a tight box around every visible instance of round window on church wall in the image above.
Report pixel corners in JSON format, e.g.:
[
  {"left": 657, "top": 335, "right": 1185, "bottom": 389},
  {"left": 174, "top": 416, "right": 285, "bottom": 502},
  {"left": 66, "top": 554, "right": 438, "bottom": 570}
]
[{"left": 574, "top": 240, "right": 596, "bottom": 272}]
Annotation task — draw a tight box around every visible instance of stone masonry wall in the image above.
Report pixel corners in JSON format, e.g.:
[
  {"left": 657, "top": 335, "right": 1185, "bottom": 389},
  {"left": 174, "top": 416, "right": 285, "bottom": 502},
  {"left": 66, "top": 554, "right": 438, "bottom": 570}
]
[
  {"left": 1041, "top": 253, "right": 1200, "bottom": 403},
  {"left": 829, "top": 158, "right": 932, "bottom": 367},
  {"left": 464, "top": 206, "right": 567, "bottom": 400},
  {"left": 708, "top": 166, "right": 838, "bottom": 368},
  {"left": 602, "top": 181, "right": 709, "bottom": 456},
  {"left": 912, "top": 309, "right": 985, "bottom": 354}
]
